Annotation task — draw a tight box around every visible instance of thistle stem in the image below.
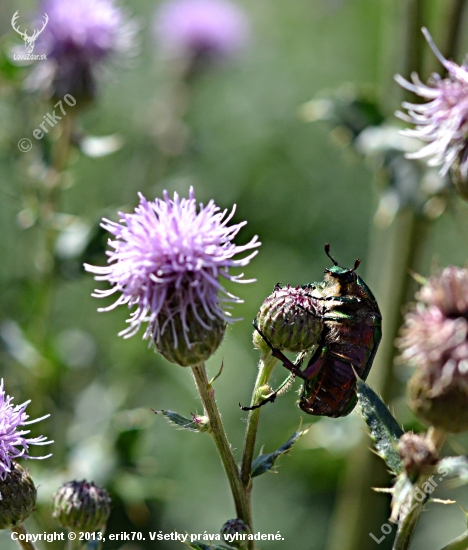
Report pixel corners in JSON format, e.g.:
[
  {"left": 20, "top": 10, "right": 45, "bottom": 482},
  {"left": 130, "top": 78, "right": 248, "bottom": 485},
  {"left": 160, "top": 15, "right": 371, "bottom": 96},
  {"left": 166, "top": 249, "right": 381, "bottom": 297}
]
[
  {"left": 191, "top": 363, "right": 253, "bottom": 546},
  {"left": 11, "top": 524, "right": 38, "bottom": 550},
  {"left": 440, "top": 530, "right": 468, "bottom": 550},
  {"left": 240, "top": 353, "right": 278, "bottom": 487},
  {"left": 392, "top": 428, "right": 446, "bottom": 550}
]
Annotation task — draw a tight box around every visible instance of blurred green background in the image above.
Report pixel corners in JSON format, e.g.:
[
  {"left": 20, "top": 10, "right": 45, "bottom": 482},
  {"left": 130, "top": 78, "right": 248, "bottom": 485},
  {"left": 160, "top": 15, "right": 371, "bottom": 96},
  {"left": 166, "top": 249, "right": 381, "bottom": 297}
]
[{"left": 2, "top": 0, "right": 468, "bottom": 549}]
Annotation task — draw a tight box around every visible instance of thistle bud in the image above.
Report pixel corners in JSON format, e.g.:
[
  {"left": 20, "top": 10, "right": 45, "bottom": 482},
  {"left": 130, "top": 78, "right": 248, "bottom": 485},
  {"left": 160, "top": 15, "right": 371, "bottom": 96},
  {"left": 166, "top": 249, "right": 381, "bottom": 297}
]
[
  {"left": 220, "top": 518, "right": 250, "bottom": 548},
  {"left": 52, "top": 480, "right": 111, "bottom": 533},
  {"left": 155, "top": 304, "right": 226, "bottom": 367},
  {"left": 398, "top": 267, "right": 468, "bottom": 433},
  {"left": 397, "top": 432, "right": 438, "bottom": 478},
  {"left": 0, "top": 462, "right": 36, "bottom": 529},
  {"left": 254, "top": 285, "right": 323, "bottom": 354}
]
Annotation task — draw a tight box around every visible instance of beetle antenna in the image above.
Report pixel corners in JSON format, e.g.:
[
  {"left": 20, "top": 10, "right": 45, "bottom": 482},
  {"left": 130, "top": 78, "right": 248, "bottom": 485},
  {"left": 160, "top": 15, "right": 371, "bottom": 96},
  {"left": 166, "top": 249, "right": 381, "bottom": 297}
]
[
  {"left": 324, "top": 243, "right": 338, "bottom": 265},
  {"left": 353, "top": 258, "right": 361, "bottom": 271}
]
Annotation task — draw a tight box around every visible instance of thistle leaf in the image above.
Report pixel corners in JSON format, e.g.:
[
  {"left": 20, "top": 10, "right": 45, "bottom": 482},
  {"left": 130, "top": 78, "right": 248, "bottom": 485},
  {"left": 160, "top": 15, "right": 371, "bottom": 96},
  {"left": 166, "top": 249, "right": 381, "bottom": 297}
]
[
  {"left": 154, "top": 410, "right": 210, "bottom": 433},
  {"left": 251, "top": 428, "right": 308, "bottom": 478},
  {"left": 437, "top": 456, "right": 468, "bottom": 484},
  {"left": 356, "top": 378, "right": 404, "bottom": 474}
]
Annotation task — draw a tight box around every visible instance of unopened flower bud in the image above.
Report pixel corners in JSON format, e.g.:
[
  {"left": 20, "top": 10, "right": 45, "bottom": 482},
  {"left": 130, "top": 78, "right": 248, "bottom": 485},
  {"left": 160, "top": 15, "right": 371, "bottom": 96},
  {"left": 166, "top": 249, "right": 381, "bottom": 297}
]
[
  {"left": 221, "top": 518, "right": 250, "bottom": 548},
  {"left": 397, "top": 432, "right": 438, "bottom": 477},
  {"left": 254, "top": 285, "right": 323, "bottom": 354},
  {"left": 155, "top": 302, "right": 226, "bottom": 366},
  {"left": 398, "top": 267, "right": 468, "bottom": 433},
  {"left": 0, "top": 462, "right": 36, "bottom": 529},
  {"left": 52, "top": 480, "right": 111, "bottom": 533}
]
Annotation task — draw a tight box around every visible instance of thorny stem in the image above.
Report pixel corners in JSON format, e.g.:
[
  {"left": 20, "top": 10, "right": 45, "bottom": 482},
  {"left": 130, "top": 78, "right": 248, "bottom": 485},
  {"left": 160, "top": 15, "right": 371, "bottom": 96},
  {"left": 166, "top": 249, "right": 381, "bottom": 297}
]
[
  {"left": 240, "top": 352, "right": 278, "bottom": 487},
  {"left": 11, "top": 524, "right": 38, "bottom": 550},
  {"left": 392, "top": 427, "right": 447, "bottom": 550},
  {"left": 191, "top": 363, "right": 253, "bottom": 548}
]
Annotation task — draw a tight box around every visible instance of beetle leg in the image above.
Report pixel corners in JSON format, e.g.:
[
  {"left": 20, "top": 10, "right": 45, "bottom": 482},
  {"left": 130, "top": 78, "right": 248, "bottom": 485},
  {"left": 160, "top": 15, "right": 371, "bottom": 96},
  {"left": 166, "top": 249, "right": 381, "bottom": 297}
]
[
  {"left": 240, "top": 373, "right": 296, "bottom": 411},
  {"left": 252, "top": 320, "right": 306, "bottom": 379}
]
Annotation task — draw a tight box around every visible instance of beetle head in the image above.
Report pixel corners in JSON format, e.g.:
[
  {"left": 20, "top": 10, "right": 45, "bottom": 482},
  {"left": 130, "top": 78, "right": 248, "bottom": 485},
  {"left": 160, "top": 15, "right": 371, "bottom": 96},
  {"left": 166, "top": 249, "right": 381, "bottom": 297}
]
[{"left": 323, "top": 243, "right": 360, "bottom": 284}]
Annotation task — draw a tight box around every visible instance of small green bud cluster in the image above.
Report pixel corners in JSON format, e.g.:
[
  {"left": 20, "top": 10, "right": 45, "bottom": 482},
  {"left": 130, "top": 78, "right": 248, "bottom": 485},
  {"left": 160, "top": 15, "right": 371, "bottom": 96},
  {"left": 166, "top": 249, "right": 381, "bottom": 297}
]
[{"left": 52, "top": 480, "right": 111, "bottom": 533}]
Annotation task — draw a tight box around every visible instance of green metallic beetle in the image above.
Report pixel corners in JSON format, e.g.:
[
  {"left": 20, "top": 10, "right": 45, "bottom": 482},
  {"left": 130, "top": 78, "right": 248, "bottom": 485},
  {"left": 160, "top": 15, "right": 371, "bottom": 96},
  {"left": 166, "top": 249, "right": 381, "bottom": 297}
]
[{"left": 244, "top": 244, "right": 382, "bottom": 417}]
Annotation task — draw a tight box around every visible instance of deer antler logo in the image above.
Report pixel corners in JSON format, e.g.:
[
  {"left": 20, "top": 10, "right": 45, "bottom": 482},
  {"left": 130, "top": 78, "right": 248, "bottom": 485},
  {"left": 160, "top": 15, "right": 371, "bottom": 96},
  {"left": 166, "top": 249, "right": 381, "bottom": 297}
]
[{"left": 11, "top": 11, "right": 49, "bottom": 55}]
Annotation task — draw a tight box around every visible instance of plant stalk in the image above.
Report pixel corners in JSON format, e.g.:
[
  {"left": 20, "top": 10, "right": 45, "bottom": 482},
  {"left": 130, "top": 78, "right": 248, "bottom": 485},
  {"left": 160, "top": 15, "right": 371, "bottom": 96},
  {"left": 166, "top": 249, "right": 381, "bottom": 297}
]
[
  {"left": 240, "top": 352, "right": 278, "bottom": 487},
  {"left": 393, "top": 428, "right": 446, "bottom": 550},
  {"left": 191, "top": 363, "right": 253, "bottom": 546},
  {"left": 11, "top": 524, "right": 39, "bottom": 550}
]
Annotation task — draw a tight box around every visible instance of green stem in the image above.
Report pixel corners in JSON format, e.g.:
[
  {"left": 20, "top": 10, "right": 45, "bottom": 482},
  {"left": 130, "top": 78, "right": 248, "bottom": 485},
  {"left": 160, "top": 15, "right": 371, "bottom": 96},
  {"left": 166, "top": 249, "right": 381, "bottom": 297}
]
[
  {"left": 442, "top": 0, "right": 468, "bottom": 62},
  {"left": 191, "top": 364, "right": 252, "bottom": 544},
  {"left": 11, "top": 524, "right": 39, "bottom": 550},
  {"left": 440, "top": 531, "right": 468, "bottom": 550},
  {"left": 393, "top": 428, "right": 446, "bottom": 550},
  {"left": 31, "top": 113, "right": 74, "bottom": 349},
  {"left": 240, "top": 353, "right": 278, "bottom": 487}
]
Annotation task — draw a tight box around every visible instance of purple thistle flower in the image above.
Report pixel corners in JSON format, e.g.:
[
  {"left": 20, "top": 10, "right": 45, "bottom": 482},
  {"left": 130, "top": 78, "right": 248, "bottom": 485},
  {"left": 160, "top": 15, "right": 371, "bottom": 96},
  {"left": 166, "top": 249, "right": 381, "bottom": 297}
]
[
  {"left": 30, "top": 0, "right": 138, "bottom": 100},
  {"left": 154, "top": 0, "right": 250, "bottom": 63},
  {"left": 0, "top": 380, "right": 53, "bottom": 480},
  {"left": 395, "top": 28, "right": 468, "bottom": 179},
  {"left": 84, "top": 188, "right": 260, "bottom": 358}
]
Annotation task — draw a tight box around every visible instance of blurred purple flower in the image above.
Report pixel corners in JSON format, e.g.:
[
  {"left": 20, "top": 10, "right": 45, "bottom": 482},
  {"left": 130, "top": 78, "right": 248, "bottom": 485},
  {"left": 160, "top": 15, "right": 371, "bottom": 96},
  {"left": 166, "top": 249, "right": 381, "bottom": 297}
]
[
  {"left": 29, "top": 0, "right": 138, "bottom": 99},
  {"left": 84, "top": 188, "right": 260, "bottom": 349},
  {"left": 395, "top": 28, "right": 468, "bottom": 179},
  {"left": 154, "top": 0, "right": 250, "bottom": 63},
  {"left": 0, "top": 380, "right": 53, "bottom": 480}
]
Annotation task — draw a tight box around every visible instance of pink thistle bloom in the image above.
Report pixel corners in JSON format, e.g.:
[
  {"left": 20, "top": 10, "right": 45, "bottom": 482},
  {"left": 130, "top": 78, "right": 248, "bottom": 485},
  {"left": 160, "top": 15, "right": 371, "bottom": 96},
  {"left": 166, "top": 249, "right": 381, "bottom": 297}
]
[
  {"left": 395, "top": 28, "right": 468, "bottom": 179},
  {"left": 29, "top": 0, "right": 138, "bottom": 99},
  {"left": 0, "top": 380, "right": 53, "bottom": 480},
  {"left": 154, "top": 0, "right": 250, "bottom": 61},
  {"left": 84, "top": 188, "right": 260, "bottom": 350}
]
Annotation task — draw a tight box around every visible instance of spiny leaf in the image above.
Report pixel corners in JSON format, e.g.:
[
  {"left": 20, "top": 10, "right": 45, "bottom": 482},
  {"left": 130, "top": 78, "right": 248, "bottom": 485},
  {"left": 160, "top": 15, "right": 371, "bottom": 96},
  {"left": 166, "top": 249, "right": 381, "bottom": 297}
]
[
  {"left": 251, "top": 428, "right": 308, "bottom": 478},
  {"left": 356, "top": 378, "right": 404, "bottom": 474},
  {"left": 154, "top": 410, "right": 210, "bottom": 433}
]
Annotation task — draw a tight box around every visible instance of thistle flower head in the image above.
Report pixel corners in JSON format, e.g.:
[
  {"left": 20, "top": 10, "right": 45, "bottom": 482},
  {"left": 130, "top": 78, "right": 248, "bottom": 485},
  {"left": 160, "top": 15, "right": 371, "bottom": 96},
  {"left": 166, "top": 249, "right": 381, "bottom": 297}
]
[
  {"left": 254, "top": 285, "right": 323, "bottom": 354},
  {"left": 52, "top": 480, "right": 111, "bottom": 532},
  {"left": 398, "top": 267, "right": 468, "bottom": 432},
  {"left": 84, "top": 188, "right": 260, "bottom": 365},
  {"left": 31, "top": 0, "right": 138, "bottom": 100},
  {"left": 0, "top": 379, "right": 53, "bottom": 480},
  {"left": 154, "top": 0, "right": 250, "bottom": 63},
  {"left": 0, "top": 462, "right": 36, "bottom": 529},
  {"left": 395, "top": 28, "right": 468, "bottom": 179}
]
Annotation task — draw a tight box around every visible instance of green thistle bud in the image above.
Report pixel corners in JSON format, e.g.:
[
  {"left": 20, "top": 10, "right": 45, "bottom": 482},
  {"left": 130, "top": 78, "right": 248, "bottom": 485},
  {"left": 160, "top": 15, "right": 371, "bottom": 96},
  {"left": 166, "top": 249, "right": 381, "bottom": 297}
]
[
  {"left": 407, "top": 371, "right": 468, "bottom": 433},
  {"left": 155, "top": 304, "right": 226, "bottom": 367},
  {"left": 220, "top": 518, "right": 251, "bottom": 548},
  {"left": 0, "top": 462, "right": 36, "bottom": 529},
  {"left": 254, "top": 285, "right": 323, "bottom": 354},
  {"left": 52, "top": 480, "right": 111, "bottom": 533}
]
